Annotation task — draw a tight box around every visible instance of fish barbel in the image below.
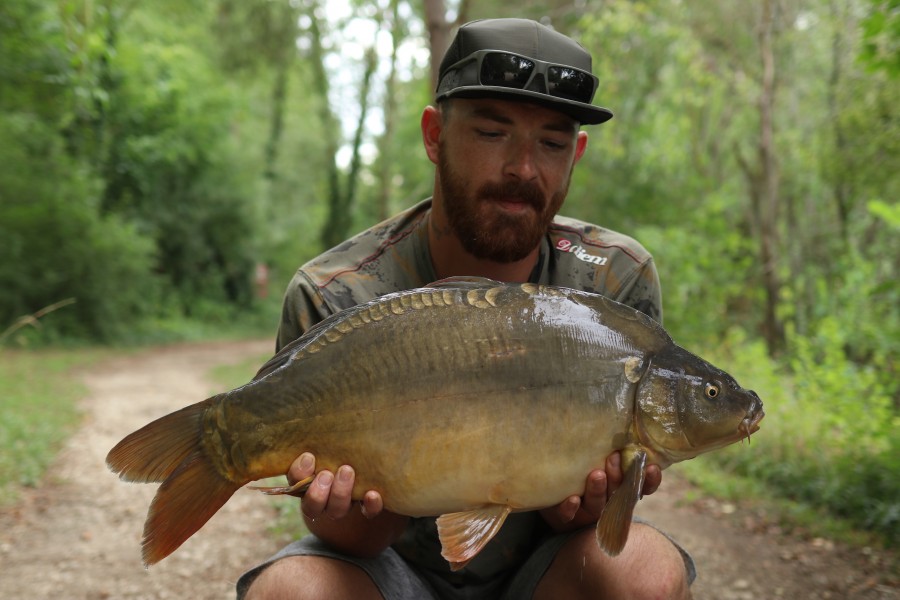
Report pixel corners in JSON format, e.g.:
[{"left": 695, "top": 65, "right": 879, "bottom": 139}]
[{"left": 107, "top": 277, "right": 764, "bottom": 569}]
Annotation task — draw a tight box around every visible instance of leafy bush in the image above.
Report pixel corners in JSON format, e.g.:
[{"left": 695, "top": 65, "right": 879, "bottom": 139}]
[
  {"left": 698, "top": 326, "right": 900, "bottom": 545},
  {"left": 0, "top": 114, "right": 159, "bottom": 343}
]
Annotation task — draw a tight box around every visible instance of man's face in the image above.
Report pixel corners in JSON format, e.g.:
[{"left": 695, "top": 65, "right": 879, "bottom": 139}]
[{"left": 432, "top": 98, "right": 587, "bottom": 263}]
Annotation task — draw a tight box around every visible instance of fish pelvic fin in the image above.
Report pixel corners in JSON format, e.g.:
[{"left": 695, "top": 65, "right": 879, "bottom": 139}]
[
  {"left": 106, "top": 396, "right": 220, "bottom": 483},
  {"left": 436, "top": 504, "right": 512, "bottom": 571},
  {"left": 595, "top": 449, "right": 647, "bottom": 556},
  {"left": 141, "top": 451, "right": 241, "bottom": 566},
  {"left": 250, "top": 475, "right": 314, "bottom": 496}
]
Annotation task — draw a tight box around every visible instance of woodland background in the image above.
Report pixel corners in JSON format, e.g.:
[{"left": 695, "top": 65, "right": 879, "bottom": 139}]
[{"left": 1, "top": 0, "right": 897, "bottom": 547}]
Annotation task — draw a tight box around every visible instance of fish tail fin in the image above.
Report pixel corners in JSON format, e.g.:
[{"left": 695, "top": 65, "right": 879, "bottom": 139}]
[
  {"left": 141, "top": 452, "right": 241, "bottom": 565},
  {"left": 105, "top": 395, "right": 243, "bottom": 565},
  {"left": 106, "top": 396, "right": 219, "bottom": 483}
]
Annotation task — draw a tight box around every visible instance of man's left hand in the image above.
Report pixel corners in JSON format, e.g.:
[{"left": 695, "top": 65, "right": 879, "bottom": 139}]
[{"left": 538, "top": 451, "right": 662, "bottom": 532}]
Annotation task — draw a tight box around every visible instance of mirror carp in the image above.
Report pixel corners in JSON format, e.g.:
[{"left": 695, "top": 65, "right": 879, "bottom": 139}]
[{"left": 107, "top": 277, "right": 764, "bottom": 569}]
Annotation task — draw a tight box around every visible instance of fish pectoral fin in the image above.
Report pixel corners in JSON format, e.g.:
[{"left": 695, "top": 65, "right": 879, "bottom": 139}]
[
  {"left": 436, "top": 504, "right": 512, "bottom": 571},
  {"left": 624, "top": 356, "right": 650, "bottom": 384},
  {"left": 249, "top": 475, "right": 314, "bottom": 496},
  {"left": 595, "top": 449, "right": 647, "bottom": 556}
]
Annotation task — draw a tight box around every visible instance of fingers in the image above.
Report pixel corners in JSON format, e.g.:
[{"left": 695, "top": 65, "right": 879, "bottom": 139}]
[
  {"left": 302, "top": 465, "right": 356, "bottom": 521},
  {"left": 579, "top": 469, "right": 608, "bottom": 518},
  {"left": 538, "top": 494, "right": 580, "bottom": 530},
  {"left": 287, "top": 452, "right": 316, "bottom": 492},
  {"left": 360, "top": 490, "right": 384, "bottom": 519},
  {"left": 642, "top": 464, "right": 662, "bottom": 496},
  {"left": 605, "top": 451, "right": 623, "bottom": 492},
  {"left": 290, "top": 454, "right": 386, "bottom": 522},
  {"left": 604, "top": 452, "right": 661, "bottom": 497}
]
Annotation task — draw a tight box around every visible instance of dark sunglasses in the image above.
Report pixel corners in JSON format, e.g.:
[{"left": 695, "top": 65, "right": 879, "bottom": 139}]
[{"left": 442, "top": 50, "right": 598, "bottom": 104}]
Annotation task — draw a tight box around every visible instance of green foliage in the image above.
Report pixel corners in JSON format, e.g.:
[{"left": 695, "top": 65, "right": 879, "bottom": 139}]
[
  {"left": 0, "top": 0, "right": 315, "bottom": 343},
  {"left": 0, "top": 114, "right": 158, "bottom": 342},
  {"left": 860, "top": 0, "right": 900, "bottom": 75},
  {"left": 99, "top": 30, "right": 261, "bottom": 311},
  {"left": 698, "top": 327, "right": 900, "bottom": 545},
  {"left": 633, "top": 188, "right": 758, "bottom": 343}
]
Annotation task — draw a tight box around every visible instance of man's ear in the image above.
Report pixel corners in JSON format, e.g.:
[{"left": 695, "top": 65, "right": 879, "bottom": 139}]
[
  {"left": 421, "top": 105, "right": 442, "bottom": 165},
  {"left": 573, "top": 130, "right": 589, "bottom": 165}
]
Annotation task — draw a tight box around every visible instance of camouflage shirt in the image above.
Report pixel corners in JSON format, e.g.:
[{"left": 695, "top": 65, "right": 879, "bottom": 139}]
[{"left": 276, "top": 198, "right": 662, "bottom": 585}]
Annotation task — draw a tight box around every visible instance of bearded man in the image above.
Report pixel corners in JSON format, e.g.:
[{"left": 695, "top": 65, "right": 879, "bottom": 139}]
[{"left": 240, "top": 18, "right": 693, "bottom": 600}]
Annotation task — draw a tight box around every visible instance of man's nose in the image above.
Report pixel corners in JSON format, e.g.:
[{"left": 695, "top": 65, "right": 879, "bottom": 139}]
[{"left": 503, "top": 142, "right": 538, "bottom": 181}]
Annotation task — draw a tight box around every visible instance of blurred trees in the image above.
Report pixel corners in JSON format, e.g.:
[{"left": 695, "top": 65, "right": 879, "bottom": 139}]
[{"left": 1, "top": 0, "right": 896, "bottom": 366}]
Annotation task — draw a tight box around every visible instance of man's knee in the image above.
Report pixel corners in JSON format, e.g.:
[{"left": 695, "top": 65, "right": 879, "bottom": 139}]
[
  {"left": 536, "top": 523, "right": 692, "bottom": 600},
  {"left": 243, "top": 555, "right": 383, "bottom": 600},
  {"left": 614, "top": 523, "right": 692, "bottom": 600}
]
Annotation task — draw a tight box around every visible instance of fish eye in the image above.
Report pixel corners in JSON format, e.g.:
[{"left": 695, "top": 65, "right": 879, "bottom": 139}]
[{"left": 704, "top": 383, "right": 720, "bottom": 399}]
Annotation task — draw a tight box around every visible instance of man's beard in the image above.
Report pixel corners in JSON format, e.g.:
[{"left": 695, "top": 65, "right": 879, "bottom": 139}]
[{"left": 438, "top": 151, "right": 569, "bottom": 263}]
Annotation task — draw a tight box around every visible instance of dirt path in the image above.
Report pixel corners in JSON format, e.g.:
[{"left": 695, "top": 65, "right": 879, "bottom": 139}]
[
  {"left": 0, "top": 340, "right": 897, "bottom": 599},
  {"left": 635, "top": 475, "right": 897, "bottom": 599},
  {"left": 0, "top": 340, "right": 283, "bottom": 599}
]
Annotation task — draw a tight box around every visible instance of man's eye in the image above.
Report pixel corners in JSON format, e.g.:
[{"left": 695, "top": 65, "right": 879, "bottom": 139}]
[{"left": 477, "top": 130, "right": 502, "bottom": 138}]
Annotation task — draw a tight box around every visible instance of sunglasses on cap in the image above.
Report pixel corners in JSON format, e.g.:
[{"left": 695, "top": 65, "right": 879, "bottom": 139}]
[{"left": 439, "top": 49, "right": 598, "bottom": 104}]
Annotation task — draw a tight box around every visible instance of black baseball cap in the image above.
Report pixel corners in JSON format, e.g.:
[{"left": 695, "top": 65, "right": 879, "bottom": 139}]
[{"left": 435, "top": 18, "right": 613, "bottom": 125}]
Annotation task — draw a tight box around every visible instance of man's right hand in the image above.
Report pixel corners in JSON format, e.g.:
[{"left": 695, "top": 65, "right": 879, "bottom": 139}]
[{"left": 286, "top": 452, "right": 408, "bottom": 557}]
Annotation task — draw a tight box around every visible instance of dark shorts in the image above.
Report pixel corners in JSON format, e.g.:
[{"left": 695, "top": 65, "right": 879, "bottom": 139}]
[{"left": 236, "top": 518, "right": 695, "bottom": 600}]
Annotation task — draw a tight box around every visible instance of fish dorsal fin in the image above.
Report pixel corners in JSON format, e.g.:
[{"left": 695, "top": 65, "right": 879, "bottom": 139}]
[
  {"left": 253, "top": 308, "right": 359, "bottom": 380},
  {"left": 426, "top": 276, "right": 503, "bottom": 290},
  {"left": 252, "top": 343, "right": 295, "bottom": 381},
  {"left": 595, "top": 449, "right": 647, "bottom": 556},
  {"left": 436, "top": 504, "right": 512, "bottom": 571}
]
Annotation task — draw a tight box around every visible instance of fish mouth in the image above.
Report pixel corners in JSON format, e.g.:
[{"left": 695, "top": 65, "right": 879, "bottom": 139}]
[{"left": 738, "top": 409, "right": 765, "bottom": 444}]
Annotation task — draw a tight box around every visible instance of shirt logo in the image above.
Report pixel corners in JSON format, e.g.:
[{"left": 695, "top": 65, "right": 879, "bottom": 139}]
[{"left": 556, "top": 239, "right": 608, "bottom": 266}]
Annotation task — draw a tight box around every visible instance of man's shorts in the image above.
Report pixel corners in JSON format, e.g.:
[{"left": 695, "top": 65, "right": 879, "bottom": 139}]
[{"left": 235, "top": 518, "right": 696, "bottom": 600}]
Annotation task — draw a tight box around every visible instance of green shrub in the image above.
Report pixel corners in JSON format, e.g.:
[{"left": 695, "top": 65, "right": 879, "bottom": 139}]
[
  {"left": 0, "top": 114, "right": 159, "bottom": 344},
  {"left": 698, "top": 326, "right": 900, "bottom": 545}
]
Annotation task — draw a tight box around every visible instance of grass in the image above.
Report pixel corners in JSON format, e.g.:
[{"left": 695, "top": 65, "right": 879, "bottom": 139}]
[
  {"left": 677, "top": 455, "right": 892, "bottom": 550},
  {"left": 0, "top": 347, "right": 109, "bottom": 505}
]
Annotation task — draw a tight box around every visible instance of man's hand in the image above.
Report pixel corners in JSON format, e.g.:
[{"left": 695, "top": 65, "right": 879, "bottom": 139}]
[
  {"left": 539, "top": 452, "right": 662, "bottom": 532},
  {"left": 285, "top": 453, "right": 407, "bottom": 558},
  {"left": 287, "top": 452, "right": 384, "bottom": 521}
]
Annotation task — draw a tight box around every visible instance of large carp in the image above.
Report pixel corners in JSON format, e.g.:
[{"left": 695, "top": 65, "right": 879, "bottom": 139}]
[{"left": 107, "top": 277, "right": 763, "bottom": 569}]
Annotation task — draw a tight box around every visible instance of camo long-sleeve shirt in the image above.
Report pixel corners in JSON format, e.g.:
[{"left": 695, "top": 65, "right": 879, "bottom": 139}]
[
  {"left": 277, "top": 199, "right": 661, "bottom": 351},
  {"left": 275, "top": 197, "right": 662, "bottom": 585}
]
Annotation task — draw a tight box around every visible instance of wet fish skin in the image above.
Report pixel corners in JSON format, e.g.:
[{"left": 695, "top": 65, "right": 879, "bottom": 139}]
[{"left": 107, "top": 277, "right": 763, "bottom": 568}]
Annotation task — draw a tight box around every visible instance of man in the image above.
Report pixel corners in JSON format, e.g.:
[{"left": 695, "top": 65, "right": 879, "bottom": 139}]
[{"left": 240, "top": 18, "right": 695, "bottom": 600}]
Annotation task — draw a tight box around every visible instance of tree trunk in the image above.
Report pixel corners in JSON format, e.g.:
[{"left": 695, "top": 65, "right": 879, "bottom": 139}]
[
  {"left": 341, "top": 47, "right": 378, "bottom": 237},
  {"left": 422, "top": 0, "right": 472, "bottom": 91},
  {"left": 827, "top": 0, "right": 851, "bottom": 241},
  {"left": 736, "top": 0, "right": 784, "bottom": 356},
  {"left": 306, "top": 3, "right": 344, "bottom": 251},
  {"left": 750, "top": 0, "right": 784, "bottom": 355},
  {"left": 263, "top": 63, "right": 289, "bottom": 184},
  {"left": 375, "top": 0, "right": 402, "bottom": 222}
]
